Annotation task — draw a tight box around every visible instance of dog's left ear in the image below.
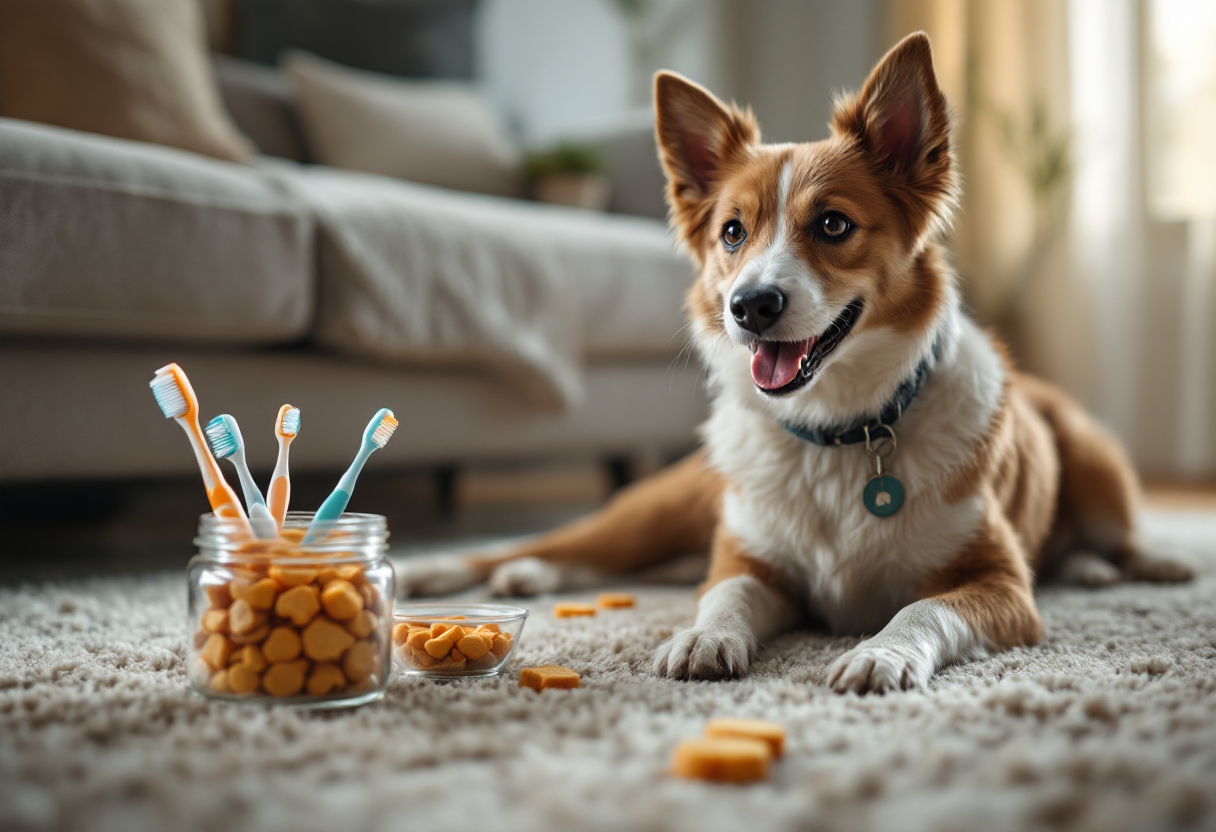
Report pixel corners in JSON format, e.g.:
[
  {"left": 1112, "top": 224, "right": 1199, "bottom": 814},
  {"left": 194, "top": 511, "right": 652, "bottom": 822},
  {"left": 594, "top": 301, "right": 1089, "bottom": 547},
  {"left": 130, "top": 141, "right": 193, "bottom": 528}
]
[{"left": 833, "top": 32, "right": 956, "bottom": 226}]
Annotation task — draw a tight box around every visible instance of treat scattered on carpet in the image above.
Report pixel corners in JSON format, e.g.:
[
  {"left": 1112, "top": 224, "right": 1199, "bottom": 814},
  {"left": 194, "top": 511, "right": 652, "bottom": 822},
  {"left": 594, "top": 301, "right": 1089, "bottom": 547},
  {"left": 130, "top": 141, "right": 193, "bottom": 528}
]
[{"left": 1, "top": 511, "right": 1215, "bottom": 832}]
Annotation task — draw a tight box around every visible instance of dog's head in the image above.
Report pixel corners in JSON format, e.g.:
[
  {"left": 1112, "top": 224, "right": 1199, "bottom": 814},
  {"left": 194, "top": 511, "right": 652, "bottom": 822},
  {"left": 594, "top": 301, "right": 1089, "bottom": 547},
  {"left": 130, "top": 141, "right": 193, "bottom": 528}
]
[{"left": 656, "top": 33, "right": 959, "bottom": 425}]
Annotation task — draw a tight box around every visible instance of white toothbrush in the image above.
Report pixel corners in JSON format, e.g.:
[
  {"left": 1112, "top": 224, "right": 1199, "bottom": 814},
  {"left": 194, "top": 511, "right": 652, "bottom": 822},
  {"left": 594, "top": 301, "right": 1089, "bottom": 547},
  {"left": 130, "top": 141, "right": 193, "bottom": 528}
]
[{"left": 205, "top": 414, "right": 279, "bottom": 539}]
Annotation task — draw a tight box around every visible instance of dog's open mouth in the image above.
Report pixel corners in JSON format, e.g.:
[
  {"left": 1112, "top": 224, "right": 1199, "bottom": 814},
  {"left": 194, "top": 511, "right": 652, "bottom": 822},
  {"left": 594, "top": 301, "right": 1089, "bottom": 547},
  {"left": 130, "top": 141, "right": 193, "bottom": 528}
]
[{"left": 749, "top": 299, "right": 864, "bottom": 395}]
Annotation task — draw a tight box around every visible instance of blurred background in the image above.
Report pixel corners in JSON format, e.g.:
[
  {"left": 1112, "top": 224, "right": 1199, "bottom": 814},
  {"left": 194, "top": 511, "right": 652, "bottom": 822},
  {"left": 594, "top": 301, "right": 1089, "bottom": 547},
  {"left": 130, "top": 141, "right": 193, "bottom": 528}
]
[
  {"left": 3, "top": 0, "right": 1216, "bottom": 582},
  {"left": 198, "top": 0, "right": 1216, "bottom": 478}
]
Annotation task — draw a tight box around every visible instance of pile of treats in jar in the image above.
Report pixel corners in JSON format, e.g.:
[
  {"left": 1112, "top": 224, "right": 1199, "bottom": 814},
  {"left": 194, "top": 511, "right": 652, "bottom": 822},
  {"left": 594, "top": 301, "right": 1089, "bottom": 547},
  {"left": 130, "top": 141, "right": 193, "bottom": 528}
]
[
  {"left": 392, "top": 618, "right": 513, "bottom": 671},
  {"left": 193, "top": 528, "right": 390, "bottom": 698}
]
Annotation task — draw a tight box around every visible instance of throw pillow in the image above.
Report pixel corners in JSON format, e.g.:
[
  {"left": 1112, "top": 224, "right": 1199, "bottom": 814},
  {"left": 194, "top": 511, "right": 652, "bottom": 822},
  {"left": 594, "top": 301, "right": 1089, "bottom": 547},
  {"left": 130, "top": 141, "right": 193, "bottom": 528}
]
[
  {"left": 284, "top": 50, "right": 523, "bottom": 198},
  {"left": 0, "top": 0, "right": 254, "bottom": 163}
]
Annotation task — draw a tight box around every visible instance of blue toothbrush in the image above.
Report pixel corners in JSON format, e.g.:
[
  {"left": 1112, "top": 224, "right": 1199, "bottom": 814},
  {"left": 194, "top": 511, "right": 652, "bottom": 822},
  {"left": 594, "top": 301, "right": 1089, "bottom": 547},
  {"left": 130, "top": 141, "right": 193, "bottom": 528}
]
[
  {"left": 205, "top": 414, "right": 280, "bottom": 539},
  {"left": 302, "top": 408, "right": 398, "bottom": 544}
]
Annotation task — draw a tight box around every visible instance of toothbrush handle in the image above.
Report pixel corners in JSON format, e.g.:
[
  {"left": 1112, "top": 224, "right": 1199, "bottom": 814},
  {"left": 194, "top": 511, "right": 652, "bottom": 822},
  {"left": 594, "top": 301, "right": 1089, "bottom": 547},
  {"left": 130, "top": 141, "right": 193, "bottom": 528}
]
[
  {"left": 233, "top": 455, "right": 268, "bottom": 510},
  {"left": 302, "top": 448, "right": 371, "bottom": 544},
  {"left": 268, "top": 475, "right": 290, "bottom": 526},
  {"left": 268, "top": 437, "right": 291, "bottom": 526},
  {"left": 302, "top": 488, "right": 351, "bottom": 544},
  {"left": 181, "top": 415, "right": 247, "bottom": 521},
  {"left": 249, "top": 503, "right": 280, "bottom": 539}
]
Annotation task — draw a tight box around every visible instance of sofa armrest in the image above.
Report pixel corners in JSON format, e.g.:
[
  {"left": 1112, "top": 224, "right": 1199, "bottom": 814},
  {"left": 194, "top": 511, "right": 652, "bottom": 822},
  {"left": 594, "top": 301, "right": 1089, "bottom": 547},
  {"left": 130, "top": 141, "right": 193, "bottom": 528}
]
[{"left": 567, "top": 110, "right": 668, "bottom": 222}]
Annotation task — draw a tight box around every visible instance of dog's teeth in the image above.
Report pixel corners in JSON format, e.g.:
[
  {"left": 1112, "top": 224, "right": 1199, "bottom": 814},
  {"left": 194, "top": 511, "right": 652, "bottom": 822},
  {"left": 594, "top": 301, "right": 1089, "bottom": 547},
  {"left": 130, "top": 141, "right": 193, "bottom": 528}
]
[{"left": 750, "top": 341, "right": 758, "bottom": 354}]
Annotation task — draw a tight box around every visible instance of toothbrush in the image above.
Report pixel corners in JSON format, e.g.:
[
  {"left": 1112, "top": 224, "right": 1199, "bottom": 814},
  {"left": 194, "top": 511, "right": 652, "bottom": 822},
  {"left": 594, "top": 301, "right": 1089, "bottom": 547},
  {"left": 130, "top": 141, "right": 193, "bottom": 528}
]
[
  {"left": 267, "top": 404, "right": 300, "bottom": 527},
  {"left": 303, "top": 408, "right": 398, "bottom": 544},
  {"left": 148, "top": 364, "right": 250, "bottom": 530},
  {"left": 205, "top": 414, "right": 280, "bottom": 539}
]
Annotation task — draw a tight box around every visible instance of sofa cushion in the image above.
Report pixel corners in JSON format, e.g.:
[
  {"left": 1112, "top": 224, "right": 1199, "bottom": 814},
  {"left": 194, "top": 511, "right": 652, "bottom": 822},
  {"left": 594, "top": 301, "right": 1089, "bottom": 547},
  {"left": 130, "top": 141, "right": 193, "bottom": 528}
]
[
  {"left": 0, "top": 117, "right": 313, "bottom": 345},
  {"left": 0, "top": 0, "right": 254, "bottom": 163},
  {"left": 286, "top": 167, "right": 693, "bottom": 376},
  {"left": 285, "top": 50, "right": 524, "bottom": 199},
  {"left": 213, "top": 54, "right": 308, "bottom": 163}
]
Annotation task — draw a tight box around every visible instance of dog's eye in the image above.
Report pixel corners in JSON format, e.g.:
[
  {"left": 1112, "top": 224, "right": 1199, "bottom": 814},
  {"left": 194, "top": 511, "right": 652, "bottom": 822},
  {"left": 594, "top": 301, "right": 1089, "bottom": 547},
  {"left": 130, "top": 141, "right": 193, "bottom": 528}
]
[
  {"left": 818, "top": 212, "right": 854, "bottom": 240},
  {"left": 722, "top": 220, "right": 747, "bottom": 251}
]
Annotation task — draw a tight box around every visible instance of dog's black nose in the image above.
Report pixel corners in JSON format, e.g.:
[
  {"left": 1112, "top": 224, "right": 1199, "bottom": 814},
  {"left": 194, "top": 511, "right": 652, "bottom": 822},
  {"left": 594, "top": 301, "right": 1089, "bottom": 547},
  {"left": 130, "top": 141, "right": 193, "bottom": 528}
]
[{"left": 730, "top": 286, "right": 785, "bottom": 335}]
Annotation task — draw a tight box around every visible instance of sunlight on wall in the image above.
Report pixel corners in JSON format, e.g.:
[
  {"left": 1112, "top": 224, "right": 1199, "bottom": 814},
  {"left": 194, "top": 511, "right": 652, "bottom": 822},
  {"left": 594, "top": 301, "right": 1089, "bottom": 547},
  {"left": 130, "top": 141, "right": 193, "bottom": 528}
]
[{"left": 1147, "top": 0, "right": 1216, "bottom": 220}]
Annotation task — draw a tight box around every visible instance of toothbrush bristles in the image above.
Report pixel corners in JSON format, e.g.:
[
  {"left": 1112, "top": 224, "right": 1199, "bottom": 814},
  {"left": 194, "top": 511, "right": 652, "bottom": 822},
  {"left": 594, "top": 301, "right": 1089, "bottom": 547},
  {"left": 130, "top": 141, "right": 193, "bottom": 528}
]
[
  {"left": 281, "top": 407, "right": 301, "bottom": 436},
  {"left": 149, "top": 373, "right": 187, "bottom": 418},
  {"left": 204, "top": 415, "right": 239, "bottom": 459},
  {"left": 371, "top": 413, "right": 398, "bottom": 448}
]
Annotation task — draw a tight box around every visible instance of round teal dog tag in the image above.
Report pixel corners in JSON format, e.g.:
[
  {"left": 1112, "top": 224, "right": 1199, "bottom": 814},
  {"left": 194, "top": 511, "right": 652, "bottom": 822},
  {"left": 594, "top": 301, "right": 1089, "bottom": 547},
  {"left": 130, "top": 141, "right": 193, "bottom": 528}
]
[{"left": 863, "top": 475, "right": 904, "bottom": 517}]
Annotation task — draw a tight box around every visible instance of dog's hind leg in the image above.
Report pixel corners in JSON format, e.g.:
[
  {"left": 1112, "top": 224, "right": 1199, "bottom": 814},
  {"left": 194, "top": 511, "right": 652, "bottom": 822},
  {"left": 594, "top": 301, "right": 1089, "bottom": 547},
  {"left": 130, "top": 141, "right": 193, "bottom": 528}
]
[
  {"left": 1017, "top": 373, "right": 1194, "bottom": 583},
  {"left": 398, "top": 451, "right": 725, "bottom": 597}
]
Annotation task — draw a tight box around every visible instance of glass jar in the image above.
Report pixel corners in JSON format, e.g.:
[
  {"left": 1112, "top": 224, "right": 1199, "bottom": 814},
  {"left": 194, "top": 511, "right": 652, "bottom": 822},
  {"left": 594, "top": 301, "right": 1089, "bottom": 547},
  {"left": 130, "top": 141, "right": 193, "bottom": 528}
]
[{"left": 187, "top": 512, "right": 394, "bottom": 708}]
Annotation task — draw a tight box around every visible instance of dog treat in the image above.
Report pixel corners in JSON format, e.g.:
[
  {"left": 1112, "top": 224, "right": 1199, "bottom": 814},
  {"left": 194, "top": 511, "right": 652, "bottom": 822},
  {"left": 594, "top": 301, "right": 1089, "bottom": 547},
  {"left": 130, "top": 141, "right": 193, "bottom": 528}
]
[
  {"left": 196, "top": 559, "right": 387, "bottom": 699},
  {"left": 227, "top": 662, "right": 262, "bottom": 694},
  {"left": 201, "top": 633, "right": 234, "bottom": 670},
  {"left": 518, "top": 665, "right": 580, "bottom": 691},
  {"left": 671, "top": 738, "right": 772, "bottom": 783},
  {"left": 307, "top": 663, "right": 346, "bottom": 697},
  {"left": 231, "top": 577, "right": 278, "bottom": 610},
  {"left": 554, "top": 603, "right": 596, "bottom": 618},
  {"left": 204, "top": 583, "right": 232, "bottom": 609},
  {"left": 230, "top": 624, "right": 270, "bottom": 645},
  {"left": 597, "top": 593, "right": 635, "bottom": 609},
  {"left": 275, "top": 585, "right": 321, "bottom": 627},
  {"left": 320, "top": 579, "right": 363, "bottom": 621},
  {"left": 342, "top": 640, "right": 378, "bottom": 683},
  {"left": 231, "top": 644, "right": 268, "bottom": 672},
  {"left": 262, "top": 625, "right": 303, "bottom": 664},
  {"left": 201, "top": 608, "right": 230, "bottom": 633},
  {"left": 262, "top": 658, "right": 309, "bottom": 697},
  {"left": 207, "top": 668, "right": 231, "bottom": 693},
  {"left": 346, "top": 610, "right": 379, "bottom": 639},
  {"left": 456, "top": 632, "right": 492, "bottom": 660},
  {"left": 228, "top": 599, "right": 268, "bottom": 636},
  {"left": 394, "top": 622, "right": 515, "bottom": 672},
  {"left": 704, "top": 719, "right": 786, "bottom": 758},
  {"left": 302, "top": 617, "right": 357, "bottom": 662}
]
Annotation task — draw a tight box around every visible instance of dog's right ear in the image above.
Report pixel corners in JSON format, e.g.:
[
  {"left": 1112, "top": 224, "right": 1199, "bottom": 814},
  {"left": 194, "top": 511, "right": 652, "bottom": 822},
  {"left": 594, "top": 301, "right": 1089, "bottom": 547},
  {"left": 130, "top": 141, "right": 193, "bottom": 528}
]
[{"left": 654, "top": 71, "right": 759, "bottom": 254}]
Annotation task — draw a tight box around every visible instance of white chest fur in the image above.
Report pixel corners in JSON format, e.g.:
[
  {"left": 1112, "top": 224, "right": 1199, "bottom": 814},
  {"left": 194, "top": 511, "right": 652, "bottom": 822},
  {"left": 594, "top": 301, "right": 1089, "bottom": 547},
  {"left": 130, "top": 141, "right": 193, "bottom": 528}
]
[{"left": 703, "top": 312, "right": 1005, "bottom": 635}]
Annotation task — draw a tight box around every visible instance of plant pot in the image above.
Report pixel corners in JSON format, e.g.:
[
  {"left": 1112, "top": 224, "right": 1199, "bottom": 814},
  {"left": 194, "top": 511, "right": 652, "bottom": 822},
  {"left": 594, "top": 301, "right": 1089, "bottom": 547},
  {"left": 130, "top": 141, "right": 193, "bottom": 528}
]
[{"left": 533, "top": 174, "right": 610, "bottom": 211}]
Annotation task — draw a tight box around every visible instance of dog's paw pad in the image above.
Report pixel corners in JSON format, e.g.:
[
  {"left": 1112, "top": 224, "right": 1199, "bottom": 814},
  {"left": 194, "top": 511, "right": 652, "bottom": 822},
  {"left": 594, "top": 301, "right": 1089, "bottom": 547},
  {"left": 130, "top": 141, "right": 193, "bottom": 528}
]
[
  {"left": 827, "top": 644, "right": 925, "bottom": 694},
  {"left": 653, "top": 626, "right": 751, "bottom": 681},
  {"left": 489, "top": 558, "right": 563, "bottom": 597}
]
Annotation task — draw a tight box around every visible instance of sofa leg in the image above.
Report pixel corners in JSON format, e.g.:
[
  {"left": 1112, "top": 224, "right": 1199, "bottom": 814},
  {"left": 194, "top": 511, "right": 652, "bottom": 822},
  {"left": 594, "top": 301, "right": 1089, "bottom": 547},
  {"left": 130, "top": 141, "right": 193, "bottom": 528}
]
[
  {"left": 434, "top": 466, "right": 458, "bottom": 516},
  {"left": 605, "top": 456, "right": 633, "bottom": 492}
]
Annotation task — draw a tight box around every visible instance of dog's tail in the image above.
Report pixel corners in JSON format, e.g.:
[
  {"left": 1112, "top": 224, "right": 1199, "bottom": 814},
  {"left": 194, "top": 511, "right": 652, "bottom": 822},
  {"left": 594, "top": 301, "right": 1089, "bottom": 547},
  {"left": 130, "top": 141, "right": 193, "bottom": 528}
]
[{"left": 469, "top": 450, "right": 724, "bottom": 575}]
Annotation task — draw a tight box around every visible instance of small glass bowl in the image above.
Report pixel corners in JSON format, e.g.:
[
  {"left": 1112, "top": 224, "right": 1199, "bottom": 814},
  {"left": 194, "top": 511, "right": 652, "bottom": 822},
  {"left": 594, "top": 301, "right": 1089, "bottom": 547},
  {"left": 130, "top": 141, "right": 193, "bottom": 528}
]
[{"left": 391, "top": 603, "right": 528, "bottom": 678}]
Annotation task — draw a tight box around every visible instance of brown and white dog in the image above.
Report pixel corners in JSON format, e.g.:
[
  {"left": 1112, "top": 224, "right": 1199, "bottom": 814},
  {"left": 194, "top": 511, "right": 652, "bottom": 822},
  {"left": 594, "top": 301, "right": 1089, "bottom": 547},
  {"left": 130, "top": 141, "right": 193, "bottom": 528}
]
[{"left": 401, "top": 33, "right": 1193, "bottom": 693}]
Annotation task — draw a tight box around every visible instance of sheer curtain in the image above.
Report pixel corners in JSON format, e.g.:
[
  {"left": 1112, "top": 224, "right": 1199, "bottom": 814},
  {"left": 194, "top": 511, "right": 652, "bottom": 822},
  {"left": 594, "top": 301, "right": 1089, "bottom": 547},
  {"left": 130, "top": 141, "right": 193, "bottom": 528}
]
[{"left": 884, "top": 0, "right": 1216, "bottom": 478}]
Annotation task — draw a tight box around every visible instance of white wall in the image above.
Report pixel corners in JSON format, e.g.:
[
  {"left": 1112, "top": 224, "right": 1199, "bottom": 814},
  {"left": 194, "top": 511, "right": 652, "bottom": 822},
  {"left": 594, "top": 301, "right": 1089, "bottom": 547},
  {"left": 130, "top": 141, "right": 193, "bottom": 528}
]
[{"left": 476, "top": 0, "right": 881, "bottom": 147}]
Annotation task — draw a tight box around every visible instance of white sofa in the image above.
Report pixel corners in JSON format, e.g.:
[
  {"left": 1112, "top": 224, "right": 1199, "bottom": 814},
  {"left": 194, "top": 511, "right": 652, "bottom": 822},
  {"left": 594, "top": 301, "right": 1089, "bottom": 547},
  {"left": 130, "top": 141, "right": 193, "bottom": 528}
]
[{"left": 0, "top": 60, "right": 706, "bottom": 482}]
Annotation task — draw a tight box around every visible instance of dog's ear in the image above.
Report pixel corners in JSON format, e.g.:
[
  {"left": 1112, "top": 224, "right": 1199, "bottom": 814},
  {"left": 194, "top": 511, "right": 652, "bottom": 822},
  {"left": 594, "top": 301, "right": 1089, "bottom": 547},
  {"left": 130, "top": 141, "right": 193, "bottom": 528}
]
[
  {"left": 655, "top": 71, "right": 759, "bottom": 253},
  {"left": 832, "top": 33, "right": 956, "bottom": 230}
]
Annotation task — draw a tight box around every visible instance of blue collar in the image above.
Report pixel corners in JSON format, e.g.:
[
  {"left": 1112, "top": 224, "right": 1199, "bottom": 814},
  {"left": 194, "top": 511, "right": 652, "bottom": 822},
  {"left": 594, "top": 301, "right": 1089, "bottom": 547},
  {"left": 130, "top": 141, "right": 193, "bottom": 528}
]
[{"left": 780, "top": 338, "right": 943, "bottom": 446}]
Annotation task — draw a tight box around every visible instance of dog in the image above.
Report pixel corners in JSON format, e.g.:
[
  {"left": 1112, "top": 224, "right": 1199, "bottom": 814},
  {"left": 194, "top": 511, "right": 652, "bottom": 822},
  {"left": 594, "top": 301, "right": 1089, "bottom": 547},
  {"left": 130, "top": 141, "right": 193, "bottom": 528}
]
[{"left": 400, "top": 33, "right": 1193, "bottom": 693}]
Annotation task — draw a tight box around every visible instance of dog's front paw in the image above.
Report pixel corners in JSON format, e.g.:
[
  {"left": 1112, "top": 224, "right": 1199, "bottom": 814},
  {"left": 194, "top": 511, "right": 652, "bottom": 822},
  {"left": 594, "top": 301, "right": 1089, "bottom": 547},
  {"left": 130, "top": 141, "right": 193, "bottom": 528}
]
[
  {"left": 828, "top": 643, "right": 929, "bottom": 694},
  {"left": 653, "top": 626, "right": 751, "bottom": 681},
  {"left": 397, "top": 556, "right": 487, "bottom": 597},
  {"left": 489, "top": 558, "right": 563, "bottom": 597}
]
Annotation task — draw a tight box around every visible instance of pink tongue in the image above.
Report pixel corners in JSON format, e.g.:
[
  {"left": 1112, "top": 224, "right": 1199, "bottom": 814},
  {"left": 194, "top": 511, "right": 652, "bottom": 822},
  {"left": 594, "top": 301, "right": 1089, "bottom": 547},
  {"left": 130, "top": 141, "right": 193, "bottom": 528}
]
[{"left": 750, "top": 338, "right": 813, "bottom": 390}]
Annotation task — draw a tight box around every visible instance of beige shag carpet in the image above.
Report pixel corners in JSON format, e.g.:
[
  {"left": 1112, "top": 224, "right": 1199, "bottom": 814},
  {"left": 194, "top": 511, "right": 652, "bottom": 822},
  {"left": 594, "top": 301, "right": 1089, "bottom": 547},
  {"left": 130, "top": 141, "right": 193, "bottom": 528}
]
[{"left": 2, "top": 511, "right": 1216, "bottom": 832}]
